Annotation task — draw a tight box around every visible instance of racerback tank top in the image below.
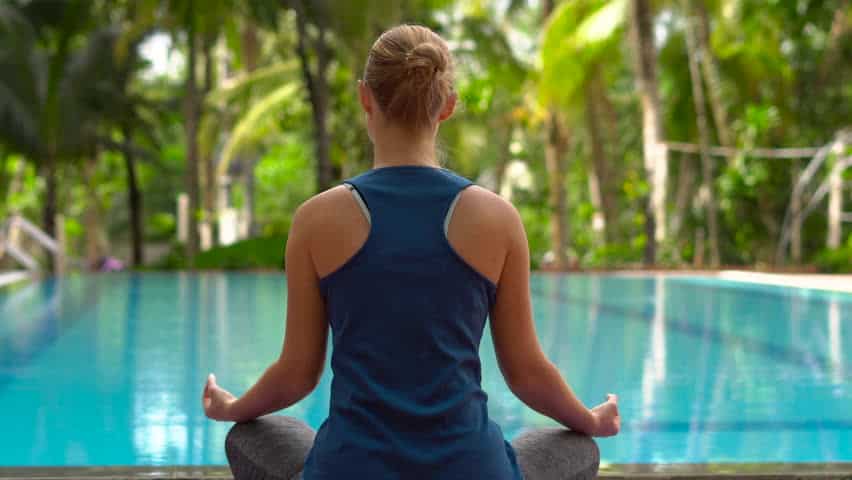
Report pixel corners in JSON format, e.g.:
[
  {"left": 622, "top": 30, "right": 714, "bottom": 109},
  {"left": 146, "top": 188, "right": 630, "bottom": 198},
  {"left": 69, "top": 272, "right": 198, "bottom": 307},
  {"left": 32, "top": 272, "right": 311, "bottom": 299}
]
[{"left": 302, "top": 165, "right": 522, "bottom": 480}]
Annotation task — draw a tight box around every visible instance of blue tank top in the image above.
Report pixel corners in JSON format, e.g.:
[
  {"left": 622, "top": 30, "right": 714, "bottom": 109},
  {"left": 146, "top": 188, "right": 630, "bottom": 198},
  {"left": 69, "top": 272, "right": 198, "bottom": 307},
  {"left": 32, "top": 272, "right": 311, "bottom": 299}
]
[{"left": 302, "top": 166, "right": 522, "bottom": 480}]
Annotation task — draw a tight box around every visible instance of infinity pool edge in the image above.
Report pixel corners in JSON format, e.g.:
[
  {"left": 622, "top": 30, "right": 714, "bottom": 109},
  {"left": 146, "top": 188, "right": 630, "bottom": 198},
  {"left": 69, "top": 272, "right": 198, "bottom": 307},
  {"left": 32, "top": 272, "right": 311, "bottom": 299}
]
[{"left": 2, "top": 464, "right": 852, "bottom": 479}]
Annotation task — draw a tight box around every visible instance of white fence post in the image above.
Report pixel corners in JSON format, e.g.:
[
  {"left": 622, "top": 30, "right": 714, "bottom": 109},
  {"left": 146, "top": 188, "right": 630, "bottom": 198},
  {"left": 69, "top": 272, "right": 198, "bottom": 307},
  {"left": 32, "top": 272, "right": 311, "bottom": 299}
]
[
  {"left": 827, "top": 164, "right": 843, "bottom": 249},
  {"left": 177, "top": 193, "right": 189, "bottom": 243},
  {"left": 55, "top": 214, "right": 66, "bottom": 274},
  {"left": 199, "top": 221, "right": 212, "bottom": 251}
]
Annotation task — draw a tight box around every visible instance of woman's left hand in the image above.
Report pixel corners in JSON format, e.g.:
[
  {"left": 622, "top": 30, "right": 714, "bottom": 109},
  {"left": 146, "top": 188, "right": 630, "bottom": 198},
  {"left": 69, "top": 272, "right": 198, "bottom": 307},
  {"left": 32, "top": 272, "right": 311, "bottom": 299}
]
[{"left": 202, "top": 373, "right": 238, "bottom": 421}]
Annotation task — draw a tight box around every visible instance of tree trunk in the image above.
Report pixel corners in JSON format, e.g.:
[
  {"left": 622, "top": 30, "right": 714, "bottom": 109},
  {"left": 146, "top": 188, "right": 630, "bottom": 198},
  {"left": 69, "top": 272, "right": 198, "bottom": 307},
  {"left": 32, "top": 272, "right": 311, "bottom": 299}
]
[
  {"left": 123, "top": 125, "right": 144, "bottom": 267},
  {"left": 586, "top": 163, "right": 606, "bottom": 243},
  {"left": 630, "top": 0, "right": 667, "bottom": 265},
  {"left": 42, "top": 157, "right": 58, "bottom": 238},
  {"left": 240, "top": 21, "right": 260, "bottom": 237},
  {"left": 819, "top": 0, "right": 850, "bottom": 83},
  {"left": 694, "top": 1, "right": 734, "bottom": 151},
  {"left": 244, "top": 156, "right": 258, "bottom": 237},
  {"left": 184, "top": 4, "right": 201, "bottom": 264},
  {"left": 684, "top": 1, "right": 720, "bottom": 266},
  {"left": 294, "top": 2, "right": 334, "bottom": 192},
  {"left": 242, "top": 21, "right": 260, "bottom": 71},
  {"left": 541, "top": 0, "right": 569, "bottom": 268},
  {"left": 545, "top": 112, "right": 569, "bottom": 269},
  {"left": 83, "top": 153, "right": 108, "bottom": 268},
  {"left": 202, "top": 38, "right": 216, "bottom": 248},
  {"left": 585, "top": 70, "right": 617, "bottom": 241},
  {"left": 670, "top": 153, "right": 696, "bottom": 238}
]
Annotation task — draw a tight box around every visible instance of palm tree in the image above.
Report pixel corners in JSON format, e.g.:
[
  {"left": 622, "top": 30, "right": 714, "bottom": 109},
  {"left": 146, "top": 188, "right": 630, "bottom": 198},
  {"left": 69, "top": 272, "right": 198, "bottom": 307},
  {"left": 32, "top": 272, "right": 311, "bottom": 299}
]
[
  {"left": 628, "top": 0, "right": 667, "bottom": 264},
  {"left": 0, "top": 1, "right": 108, "bottom": 270},
  {"left": 682, "top": 0, "right": 720, "bottom": 266},
  {"left": 540, "top": 0, "right": 629, "bottom": 245},
  {"left": 0, "top": 0, "right": 94, "bottom": 240},
  {"left": 213, "top": 0, "right": 452, "bottom": 195},
  {"left": 451, "top": 5, "right": 529, "bottom": 189},
  {"left": 124, "top": 0, "right": 237, "bottom": 261},
  {"left": 540, "top": 0, "right": 571, "bottom": 268}
]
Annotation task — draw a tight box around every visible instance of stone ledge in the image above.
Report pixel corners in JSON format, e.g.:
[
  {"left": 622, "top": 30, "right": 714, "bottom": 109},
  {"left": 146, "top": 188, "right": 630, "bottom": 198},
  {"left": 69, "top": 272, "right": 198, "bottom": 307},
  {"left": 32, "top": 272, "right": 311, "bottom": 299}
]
[{"left": 2, "top": 464, "right": 851, "bottom": 479}]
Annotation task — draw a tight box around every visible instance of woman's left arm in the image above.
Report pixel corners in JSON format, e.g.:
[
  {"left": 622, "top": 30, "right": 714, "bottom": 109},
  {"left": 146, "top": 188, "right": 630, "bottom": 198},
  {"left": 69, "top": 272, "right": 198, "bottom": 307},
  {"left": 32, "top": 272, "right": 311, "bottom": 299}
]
[{"left": 203, "top": 204, "right": 329, "bottom": 422}]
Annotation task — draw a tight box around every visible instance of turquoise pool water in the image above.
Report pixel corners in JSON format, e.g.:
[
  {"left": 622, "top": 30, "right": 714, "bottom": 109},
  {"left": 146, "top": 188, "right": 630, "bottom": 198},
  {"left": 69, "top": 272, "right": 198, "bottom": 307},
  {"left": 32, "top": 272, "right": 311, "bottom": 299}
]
[{"left": 1, "top": 272, "right": 851, "bottom": 466}]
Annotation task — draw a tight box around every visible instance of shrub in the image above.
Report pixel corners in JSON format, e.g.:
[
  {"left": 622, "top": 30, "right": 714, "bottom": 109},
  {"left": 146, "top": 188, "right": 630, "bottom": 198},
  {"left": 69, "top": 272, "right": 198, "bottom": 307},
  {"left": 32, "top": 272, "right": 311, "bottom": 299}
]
[
  {"left": 149, "top": 236, "right": 287, "bottom": 270},
  {"left": 815, "top": 243, "right": 852, "bottom": 274}
]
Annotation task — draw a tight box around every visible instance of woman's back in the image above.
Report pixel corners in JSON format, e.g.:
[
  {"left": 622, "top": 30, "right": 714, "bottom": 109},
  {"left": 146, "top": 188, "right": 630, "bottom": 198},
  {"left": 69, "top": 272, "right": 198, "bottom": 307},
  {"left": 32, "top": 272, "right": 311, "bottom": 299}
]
[
  {"left": 302, "top": 166, "right": 522, "bottom": 480},
  {"left": 206, "top": 24, "right": 617, "bottom": 480}
]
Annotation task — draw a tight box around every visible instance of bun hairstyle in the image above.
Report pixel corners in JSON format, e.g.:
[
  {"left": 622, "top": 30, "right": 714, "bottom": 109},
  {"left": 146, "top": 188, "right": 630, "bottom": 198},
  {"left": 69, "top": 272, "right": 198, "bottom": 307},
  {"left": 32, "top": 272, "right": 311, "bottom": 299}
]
[{"left": 364, "top": 25, "right": 454, "bottom": 131}]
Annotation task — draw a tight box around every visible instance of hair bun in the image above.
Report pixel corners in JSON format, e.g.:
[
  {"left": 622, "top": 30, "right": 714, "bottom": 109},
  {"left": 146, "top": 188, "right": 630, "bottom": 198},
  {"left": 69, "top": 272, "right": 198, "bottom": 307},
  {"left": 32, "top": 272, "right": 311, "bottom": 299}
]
[
  {"left": 408, "top": 42, "right": 448, "bottom": 74},
  {"left": 364, "top": 25, "right": 455, "bottom": 130}
]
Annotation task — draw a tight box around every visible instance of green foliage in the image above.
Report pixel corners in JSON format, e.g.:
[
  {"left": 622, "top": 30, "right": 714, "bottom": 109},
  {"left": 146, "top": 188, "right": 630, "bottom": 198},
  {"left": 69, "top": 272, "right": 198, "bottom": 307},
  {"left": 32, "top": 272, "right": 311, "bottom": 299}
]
[
  {"left": 815, "top": 239, "right": 852, "bottom": 274},
  {"left": 217, "top": 83, "right": 299, "bottom": 176},
  {"left": 584, "top": 242, "right": 644, "bottom": 268},
  {"left": 518, "top": 203, "right": 549, "bottom": 269},
  {"left": 152, "top": 236, "right": 287, "bottom": 270},
  {"left": 2, "top": 0, "right": 851, "bottom": 273},
  {"left": 254, "top": 140, "right": 315, "bottom": 236},
  {"left": 540, "top": 0, "right": 627, "bottom": 106},
  {"left": 147, "top": 212, "right": 177, "bottom": 241}
]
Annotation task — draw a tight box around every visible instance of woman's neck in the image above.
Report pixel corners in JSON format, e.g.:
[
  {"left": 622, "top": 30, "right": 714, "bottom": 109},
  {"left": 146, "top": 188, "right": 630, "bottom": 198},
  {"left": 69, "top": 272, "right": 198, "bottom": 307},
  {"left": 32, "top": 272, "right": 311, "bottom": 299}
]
[{"left": 371, "top": 126, "right": 439, "bottom": 169}]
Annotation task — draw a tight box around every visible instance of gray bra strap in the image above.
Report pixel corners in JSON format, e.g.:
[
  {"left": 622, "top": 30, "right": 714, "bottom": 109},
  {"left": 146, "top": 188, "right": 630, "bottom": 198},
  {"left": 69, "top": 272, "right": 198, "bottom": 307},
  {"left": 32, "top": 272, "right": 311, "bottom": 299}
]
[
  {"left": 346, "top": 183, "right": 371, "bottom": 225},
  {"left": 444, "top": 189, "right": 466, "bottom": 237}
]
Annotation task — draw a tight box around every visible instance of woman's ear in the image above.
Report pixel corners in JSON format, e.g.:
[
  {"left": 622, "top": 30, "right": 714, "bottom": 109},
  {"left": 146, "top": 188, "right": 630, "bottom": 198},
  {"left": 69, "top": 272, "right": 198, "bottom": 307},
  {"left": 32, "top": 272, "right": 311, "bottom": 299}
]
[
  {"left": 437, "top": 92, "right": 457, "bottom": 123},
  {"left": 358, "top": 81, "right": 373, "bottom": 115}
]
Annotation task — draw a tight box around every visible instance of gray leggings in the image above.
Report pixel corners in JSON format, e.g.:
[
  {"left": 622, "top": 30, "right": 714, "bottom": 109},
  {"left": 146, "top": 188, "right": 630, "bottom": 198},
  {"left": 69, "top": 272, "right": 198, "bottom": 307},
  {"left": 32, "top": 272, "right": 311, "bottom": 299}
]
[{"left": 226, "top": 416, "right": 599, "bottom": 480}]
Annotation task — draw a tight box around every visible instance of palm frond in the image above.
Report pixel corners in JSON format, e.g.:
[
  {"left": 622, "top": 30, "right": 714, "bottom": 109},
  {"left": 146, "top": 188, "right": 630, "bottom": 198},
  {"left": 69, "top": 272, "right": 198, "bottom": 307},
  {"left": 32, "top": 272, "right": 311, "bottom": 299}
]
[
  {"left": 540, "top": 0, "right": 627, "bottom": 106},
  {"left": 0, "top": 4, "right": 45, "bottom": 157},
  {"left": 217, "top": 83, "right": 298, "bottom": 176},
  {"left": 208, "top": 60, "right": 296, "bottom": 106}
]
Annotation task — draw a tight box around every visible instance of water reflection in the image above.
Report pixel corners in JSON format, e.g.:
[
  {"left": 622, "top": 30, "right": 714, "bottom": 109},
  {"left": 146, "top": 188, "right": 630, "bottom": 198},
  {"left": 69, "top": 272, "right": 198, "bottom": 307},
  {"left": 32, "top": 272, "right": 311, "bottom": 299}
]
[
  {"left": 829, "top": 298, "right": 843, "bottom": 383},
  {"left": 641, "top": 276, "right": 667, "bottom": 412}
]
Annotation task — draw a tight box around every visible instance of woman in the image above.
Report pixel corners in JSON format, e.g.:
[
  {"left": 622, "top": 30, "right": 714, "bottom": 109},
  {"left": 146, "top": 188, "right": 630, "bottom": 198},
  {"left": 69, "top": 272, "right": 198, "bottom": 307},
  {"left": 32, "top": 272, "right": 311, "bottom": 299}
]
[{"left": 203, "top": 25, "right": 620, "bottom": 480}]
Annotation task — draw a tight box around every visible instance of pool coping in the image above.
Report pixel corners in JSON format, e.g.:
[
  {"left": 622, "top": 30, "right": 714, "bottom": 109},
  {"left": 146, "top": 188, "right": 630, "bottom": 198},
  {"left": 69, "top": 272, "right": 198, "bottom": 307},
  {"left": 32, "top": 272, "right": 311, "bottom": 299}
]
[
  {"left": 0, "top": 270, "right": 31, "bottom": 290},
  {"left": 2, "top": 464, "right": 852, "bottom": 479},
  {"left": 536, "top": 269, "right": 852, "bottom": 295}
]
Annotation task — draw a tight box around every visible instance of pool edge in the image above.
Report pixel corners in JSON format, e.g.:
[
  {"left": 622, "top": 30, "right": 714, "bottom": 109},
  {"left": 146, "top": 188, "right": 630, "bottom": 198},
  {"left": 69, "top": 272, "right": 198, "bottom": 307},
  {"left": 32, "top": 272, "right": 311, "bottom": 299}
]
[{"left": 2, "top": 464, "right": 852, "bottom": 479}]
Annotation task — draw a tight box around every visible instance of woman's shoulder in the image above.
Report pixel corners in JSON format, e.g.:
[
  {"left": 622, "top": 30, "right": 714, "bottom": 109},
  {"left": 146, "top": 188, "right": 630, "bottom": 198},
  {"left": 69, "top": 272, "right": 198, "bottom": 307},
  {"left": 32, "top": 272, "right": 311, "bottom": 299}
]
[
  {"left": 457, "top": 185, "right": 522, "bottom": 226},
  {"left": 293, "top": 185, "right": 356, "bottom": 232},
  {"left": 291, "top": 185, "right": 370, "bottom": 278}
]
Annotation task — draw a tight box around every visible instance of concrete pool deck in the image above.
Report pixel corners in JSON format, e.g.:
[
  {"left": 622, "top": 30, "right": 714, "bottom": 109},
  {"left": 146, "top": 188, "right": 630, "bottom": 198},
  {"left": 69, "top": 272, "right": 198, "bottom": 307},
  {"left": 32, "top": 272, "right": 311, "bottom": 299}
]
[
  {"left": 595, "top": 270, "right": 852, "bottom": 295},
  {"left": 3, "top": 464, "right": 852, "bottom": 479},
  {"left": 715, "top": 270, "right": 852, "bottom": 294}
]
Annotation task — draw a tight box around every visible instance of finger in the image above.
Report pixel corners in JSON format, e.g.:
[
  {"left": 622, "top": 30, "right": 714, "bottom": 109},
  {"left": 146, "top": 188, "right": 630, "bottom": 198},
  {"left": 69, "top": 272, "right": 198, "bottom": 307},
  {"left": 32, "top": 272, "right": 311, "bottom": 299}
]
[
  {"left": 607, "top": 393, "right": 618, "bottom": 404},
  {"left": 202, "top": 378, "right": 211, "bottom": 403},
  {"left": 208, "top": 373, "right": 217, "bottom": 388}
]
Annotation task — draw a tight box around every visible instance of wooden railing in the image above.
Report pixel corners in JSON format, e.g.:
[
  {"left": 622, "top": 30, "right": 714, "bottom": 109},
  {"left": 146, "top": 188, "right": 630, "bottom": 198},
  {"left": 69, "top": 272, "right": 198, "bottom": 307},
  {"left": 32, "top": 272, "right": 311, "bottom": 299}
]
[
  {"left": 776, "top": 130, "right": 852, "bottom": 263},
  {"left": 0, "top": 214, "right": 66, "bottom": 274}
]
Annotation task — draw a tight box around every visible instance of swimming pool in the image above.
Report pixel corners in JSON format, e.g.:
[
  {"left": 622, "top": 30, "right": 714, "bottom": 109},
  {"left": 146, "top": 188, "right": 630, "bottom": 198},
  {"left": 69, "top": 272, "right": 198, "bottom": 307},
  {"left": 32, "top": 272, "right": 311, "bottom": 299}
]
[{"left": 1, "top": 272, "right": 850, "bottom": 466}]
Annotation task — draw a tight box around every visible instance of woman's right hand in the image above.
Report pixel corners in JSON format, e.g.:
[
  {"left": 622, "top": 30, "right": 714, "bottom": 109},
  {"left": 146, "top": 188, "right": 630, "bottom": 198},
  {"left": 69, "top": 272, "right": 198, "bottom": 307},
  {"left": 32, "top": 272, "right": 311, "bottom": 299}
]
[{"left": 590, "top": 394, "right": 620, "bottom": 437}]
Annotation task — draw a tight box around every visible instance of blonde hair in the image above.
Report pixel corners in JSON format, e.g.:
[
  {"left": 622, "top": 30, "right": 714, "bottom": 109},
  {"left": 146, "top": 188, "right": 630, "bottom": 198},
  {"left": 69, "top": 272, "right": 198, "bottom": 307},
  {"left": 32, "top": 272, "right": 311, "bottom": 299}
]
[{"left": 364, "top": 25, "right": 455, "bottom": 131}]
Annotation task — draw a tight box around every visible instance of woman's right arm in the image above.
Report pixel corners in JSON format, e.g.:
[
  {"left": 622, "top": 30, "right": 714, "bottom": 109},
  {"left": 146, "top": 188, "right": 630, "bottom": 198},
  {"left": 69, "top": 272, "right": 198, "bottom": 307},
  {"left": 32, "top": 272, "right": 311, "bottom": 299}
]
[{"left": 489, "top": 202, "right": 619, "bottom": 437}]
